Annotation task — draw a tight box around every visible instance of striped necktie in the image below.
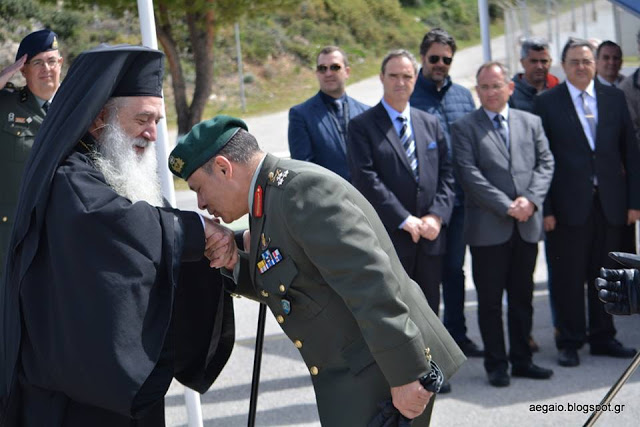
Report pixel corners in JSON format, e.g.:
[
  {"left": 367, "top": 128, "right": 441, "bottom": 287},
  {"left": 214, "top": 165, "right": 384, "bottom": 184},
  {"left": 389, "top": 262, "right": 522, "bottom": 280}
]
[
  {"left": 42, "top": 101, "right": 50, "bottom": 113},
  {"left": 397, "top": 116, "right": 418, "bottom": 180}
]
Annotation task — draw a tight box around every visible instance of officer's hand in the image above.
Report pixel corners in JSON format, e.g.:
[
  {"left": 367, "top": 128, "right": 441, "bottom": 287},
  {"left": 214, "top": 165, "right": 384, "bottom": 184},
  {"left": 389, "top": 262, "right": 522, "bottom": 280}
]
[
  {"left": 0, "top": 54, "right": 27, "bottom": 89},
  {"left": 390, "top": 380, "right": 433, "bottom": 420}
]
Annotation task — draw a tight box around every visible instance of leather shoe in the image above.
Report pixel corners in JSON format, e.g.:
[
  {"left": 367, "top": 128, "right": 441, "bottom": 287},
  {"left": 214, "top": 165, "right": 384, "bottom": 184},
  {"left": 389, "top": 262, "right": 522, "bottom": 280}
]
[
  {"left": 487, "top": 370, "right": 510, "bottom": 387},
  {"left": 439, "top": 379, "right": 451, "bottom": 394},
  {"left": 558, "top": 349, "right": 580, "bottom": 367},
  {"left": 457, "top": 339, "right": 484, "bottom": 358},
  {"left": 591, "top": 339, "right": 637, "bottom": 358},
  {"left": 512, "top": 363, "right": 553, "bottom": 379}
]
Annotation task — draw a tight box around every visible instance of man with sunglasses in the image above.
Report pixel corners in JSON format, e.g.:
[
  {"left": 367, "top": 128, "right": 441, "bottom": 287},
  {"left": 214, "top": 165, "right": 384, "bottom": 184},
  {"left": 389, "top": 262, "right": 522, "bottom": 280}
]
[
  {"left": 509, "top": 37, "right": 559, "bottom": 113},
  {"left": 0, "top": 29, "right": 63, "bottom": 279},
  {"left": 410, "top": 28, "right": 482, "bottom": 361},
  {"left": 288, "top": 46, "right": 368, "bottom": 181}
]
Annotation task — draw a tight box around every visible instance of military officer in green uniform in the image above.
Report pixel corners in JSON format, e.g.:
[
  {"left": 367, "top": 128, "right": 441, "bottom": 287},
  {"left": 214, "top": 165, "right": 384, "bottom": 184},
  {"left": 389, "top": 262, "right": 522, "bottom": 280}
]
[
  {"left": 0, "top": 29, "right": 63, "bottom": 277},
  {"left": 169, "top": 116, "right": 466, "bottom": 426}
]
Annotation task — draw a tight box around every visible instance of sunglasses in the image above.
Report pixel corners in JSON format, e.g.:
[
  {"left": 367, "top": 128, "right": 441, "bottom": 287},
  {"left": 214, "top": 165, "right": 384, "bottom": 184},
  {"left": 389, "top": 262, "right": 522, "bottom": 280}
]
[
  {"left": 428, "top": 55, "right": 452, "bottom": 65},
  {"left": 316, "top": 64, "right": 342, "bottom": 73}
]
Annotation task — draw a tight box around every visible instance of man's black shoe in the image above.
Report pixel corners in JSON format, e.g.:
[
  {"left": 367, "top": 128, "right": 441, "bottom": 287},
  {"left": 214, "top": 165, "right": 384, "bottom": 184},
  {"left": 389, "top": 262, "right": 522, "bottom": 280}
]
[
  {"left": 457, "top": 339, "right": 484, "bottom": 358},
  {"left": 439, "top": 379, "right": 451, "bottom": 394},
  {"left": 511, "top": 363, "right": 553, "bottom": 379},
  {"left": 590, "top": 339, "right": 637, "bottom": 358},
  {"left": 558, "top": 349, "right": 580, "bottom": 367},
  {"left": 487, "top": 370, "right": 510, "bottom": 387}
]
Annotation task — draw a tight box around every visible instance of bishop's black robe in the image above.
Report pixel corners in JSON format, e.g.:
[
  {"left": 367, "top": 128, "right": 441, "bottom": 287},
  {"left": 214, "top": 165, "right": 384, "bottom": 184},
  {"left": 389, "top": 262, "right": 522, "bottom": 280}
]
[{"left": 4, "top": 149, "right": 234, "bottom": 426}]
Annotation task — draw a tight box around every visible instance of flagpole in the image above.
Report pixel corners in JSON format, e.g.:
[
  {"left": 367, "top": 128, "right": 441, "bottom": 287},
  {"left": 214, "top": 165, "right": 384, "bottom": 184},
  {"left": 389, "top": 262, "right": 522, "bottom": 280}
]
[{"left": 136, "top": 2, "right": 202, "bottom": 427}]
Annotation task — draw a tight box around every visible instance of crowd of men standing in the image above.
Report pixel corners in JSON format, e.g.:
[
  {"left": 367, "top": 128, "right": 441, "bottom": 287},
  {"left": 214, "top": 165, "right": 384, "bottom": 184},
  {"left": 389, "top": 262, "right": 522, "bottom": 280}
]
[
  {"left": 2, "top": 24, "right": 640, "bottom": 425},
  {"left": 288, "top": 28, "right": 640, "bottom": 390}
]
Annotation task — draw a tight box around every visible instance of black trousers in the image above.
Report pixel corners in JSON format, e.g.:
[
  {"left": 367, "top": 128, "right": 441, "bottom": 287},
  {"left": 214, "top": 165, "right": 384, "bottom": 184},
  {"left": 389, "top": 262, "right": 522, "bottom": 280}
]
[
  {"left": 470, "top": 228, "right": 537, "bottom": 373},
  {"left": 399, "top": 247, "right": 443, "bottom": 316},
  {"left": 547, "top": 193, "right": 622, "bottom": 350}
]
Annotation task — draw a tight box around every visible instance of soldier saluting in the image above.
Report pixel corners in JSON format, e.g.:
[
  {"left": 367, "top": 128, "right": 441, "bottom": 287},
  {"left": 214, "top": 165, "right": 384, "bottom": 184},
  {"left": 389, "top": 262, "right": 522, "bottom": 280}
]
[{"left": 0, "top": 29, "right": 63, "bottom": 277}]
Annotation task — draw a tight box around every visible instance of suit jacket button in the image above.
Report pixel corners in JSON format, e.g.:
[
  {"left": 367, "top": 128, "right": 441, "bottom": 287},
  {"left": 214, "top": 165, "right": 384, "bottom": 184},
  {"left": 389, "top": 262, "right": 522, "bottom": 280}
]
[
  {"left": 294, "top": 340, "right": 303, "bottom": 349},
  {"left": 260, "top": 290, "right": 269, "bottom": 297},
  {"left": 1, "top": 216, "right": 7, "bottom": 223},
  {"left": 309, "top": 366, "right": 319, "bottom": 375},
  {"left": 279, "top": 284, "right": 286, "bottom": 293},
  {"left": 276, "top": 315, "right": 285, "bottom": 324}
]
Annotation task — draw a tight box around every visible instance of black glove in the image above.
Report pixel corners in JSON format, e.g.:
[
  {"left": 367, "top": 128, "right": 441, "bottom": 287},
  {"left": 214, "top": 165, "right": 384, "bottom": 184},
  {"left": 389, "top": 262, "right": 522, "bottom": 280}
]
[
  {"left": 418, "top": 359, "right": 444, "bottom": 393},
  {"left": 595, "top": 252, "right": 640, "bottom": 315}
]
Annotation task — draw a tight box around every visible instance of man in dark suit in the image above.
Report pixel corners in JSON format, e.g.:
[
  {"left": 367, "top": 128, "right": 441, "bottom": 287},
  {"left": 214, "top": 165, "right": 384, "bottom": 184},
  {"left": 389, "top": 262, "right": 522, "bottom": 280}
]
[
  {"left": 534, "top": 38, "right": 640, "bottom": 367},
  {"left": 347, "top": 50, "right": 455, "bottom": 394},
  {"left": 452, "top": 62, "right": 555, "bottom": 387},
  {"left": 288, "top": 46, "right": 369, "bottom": 180}
]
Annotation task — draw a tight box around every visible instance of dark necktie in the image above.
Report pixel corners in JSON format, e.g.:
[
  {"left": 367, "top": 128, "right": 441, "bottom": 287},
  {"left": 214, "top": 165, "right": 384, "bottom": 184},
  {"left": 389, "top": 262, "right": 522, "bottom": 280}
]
[
  {"left": 397, "top": 116, "right": 418, "bottom": 180},
  {"left": 581, "top": 91, "right": 597, "bottom": 146},
  {"left": 493, "top": 114, "right": 508, "bottom": 150},
  {"left": 42, "top": 101, "right": 50, "bottom": 113},
  {"left": 333, "top": 99, "right": 345, "bottom": 134}
]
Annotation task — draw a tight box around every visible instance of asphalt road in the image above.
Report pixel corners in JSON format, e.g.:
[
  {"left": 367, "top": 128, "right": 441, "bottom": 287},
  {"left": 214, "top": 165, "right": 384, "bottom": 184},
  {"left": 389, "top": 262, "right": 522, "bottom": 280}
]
[{"left": 165, "top": 2, "right": 640, "bottom": 426}]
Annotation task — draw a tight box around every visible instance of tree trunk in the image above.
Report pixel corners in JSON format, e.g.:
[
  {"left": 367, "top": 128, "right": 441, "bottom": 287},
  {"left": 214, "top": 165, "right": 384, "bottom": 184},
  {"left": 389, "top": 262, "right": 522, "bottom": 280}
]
[
  {"left": 186, "top": 0, "right": 215, "bottom": 131},
  {"left": 156, "top": 2, "right": 191, "bottom": 135}
]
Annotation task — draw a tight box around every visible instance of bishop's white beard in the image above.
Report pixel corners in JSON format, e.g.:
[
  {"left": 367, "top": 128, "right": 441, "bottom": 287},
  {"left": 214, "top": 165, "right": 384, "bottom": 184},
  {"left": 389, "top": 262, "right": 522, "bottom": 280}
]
[{"left": 93, "top": 118, "right": 163, "bottom": 207}]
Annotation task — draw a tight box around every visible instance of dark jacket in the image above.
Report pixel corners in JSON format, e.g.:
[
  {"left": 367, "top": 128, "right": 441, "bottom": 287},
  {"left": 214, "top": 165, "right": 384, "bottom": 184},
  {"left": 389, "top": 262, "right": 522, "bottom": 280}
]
[
  {"left": 410, "top": 71, "right": 475, "bottom": 205},
  {"left": 509, "top": 73, "right": 560, "bottom": 113},
  {"left": 347, "top": 103, "right": 455, "bottom": 257},
  {"left": 533, "top": 81, "right": 640, "bottom": 227},
  {"left": 288, "top": 91, "right": 369, "bottom": 181}
]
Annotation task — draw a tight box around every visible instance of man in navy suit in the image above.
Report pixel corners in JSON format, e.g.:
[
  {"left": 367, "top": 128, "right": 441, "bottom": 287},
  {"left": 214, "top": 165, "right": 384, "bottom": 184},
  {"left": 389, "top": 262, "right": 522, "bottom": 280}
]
[
  {"left": 534, "top": 38, "right": 640, "bottom": 368},
  {"left": 288, "top": 46, "right": 369, "bottom": 181},
  {"left": 348, "top": 48, "right": 455, "bottom": 359}
]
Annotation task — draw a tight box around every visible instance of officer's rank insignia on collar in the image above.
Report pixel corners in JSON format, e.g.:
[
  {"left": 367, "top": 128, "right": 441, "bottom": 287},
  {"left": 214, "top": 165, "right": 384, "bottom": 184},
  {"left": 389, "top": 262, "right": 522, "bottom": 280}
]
[
  {"left": 168, "top": 155, "right": 184, "bottom": 174},
  {"left": 273, "top": 169, "right": 289, "bottom": 186}
]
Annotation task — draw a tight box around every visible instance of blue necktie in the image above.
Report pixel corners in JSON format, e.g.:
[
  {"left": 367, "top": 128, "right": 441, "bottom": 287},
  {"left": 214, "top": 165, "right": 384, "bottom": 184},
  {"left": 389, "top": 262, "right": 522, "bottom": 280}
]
[
  {"left": 397, "top": 116, "right": 418, "bottom": 180},
  {"left": 493, "top": 114, "right": 508, "bottom": 150}
]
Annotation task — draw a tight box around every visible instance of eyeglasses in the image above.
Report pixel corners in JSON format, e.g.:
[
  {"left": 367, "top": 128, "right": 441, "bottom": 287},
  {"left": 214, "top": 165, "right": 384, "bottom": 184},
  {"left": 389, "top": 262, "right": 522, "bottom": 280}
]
[
  {"left": 316, "top": 64, "right": 342, "bottom": 73},
  {"left": 428, "top": 55, "right": 452, "bottom": 65},
  {"left": 566, "top": 59, "right": 594, "bottom": 67},
  {"left": 27, "top": 57, "right": 61, "bottom": 69}
]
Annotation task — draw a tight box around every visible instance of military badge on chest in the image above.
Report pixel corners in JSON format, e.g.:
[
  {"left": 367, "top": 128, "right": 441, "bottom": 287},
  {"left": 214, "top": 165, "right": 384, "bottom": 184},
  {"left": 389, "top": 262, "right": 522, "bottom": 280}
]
[{"left": 256, "top": 232, "right": 293, "bottom": 316}]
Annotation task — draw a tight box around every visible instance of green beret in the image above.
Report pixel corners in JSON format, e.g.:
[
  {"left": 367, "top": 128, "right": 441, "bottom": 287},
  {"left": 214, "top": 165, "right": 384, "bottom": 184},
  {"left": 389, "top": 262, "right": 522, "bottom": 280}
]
[{"left": 169, "top": 115, "right": 248, "bottom": 179}]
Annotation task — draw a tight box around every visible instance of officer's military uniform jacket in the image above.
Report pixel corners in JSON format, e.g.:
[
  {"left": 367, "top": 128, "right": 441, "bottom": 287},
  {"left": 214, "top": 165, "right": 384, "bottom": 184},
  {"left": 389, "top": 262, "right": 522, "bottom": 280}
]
[
  {"left": 231, "top": 153, "right": 465, "bottom": 426},
  {"left": 0, "top": 85, "right": 46, "bottom": 275}
]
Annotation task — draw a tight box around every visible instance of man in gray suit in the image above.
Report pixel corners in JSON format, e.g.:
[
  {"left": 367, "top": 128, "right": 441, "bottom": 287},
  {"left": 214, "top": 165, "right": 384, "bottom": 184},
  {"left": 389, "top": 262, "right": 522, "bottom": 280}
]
[{"left": 451, "top": 62, "right": 554, "bottom": 387}]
